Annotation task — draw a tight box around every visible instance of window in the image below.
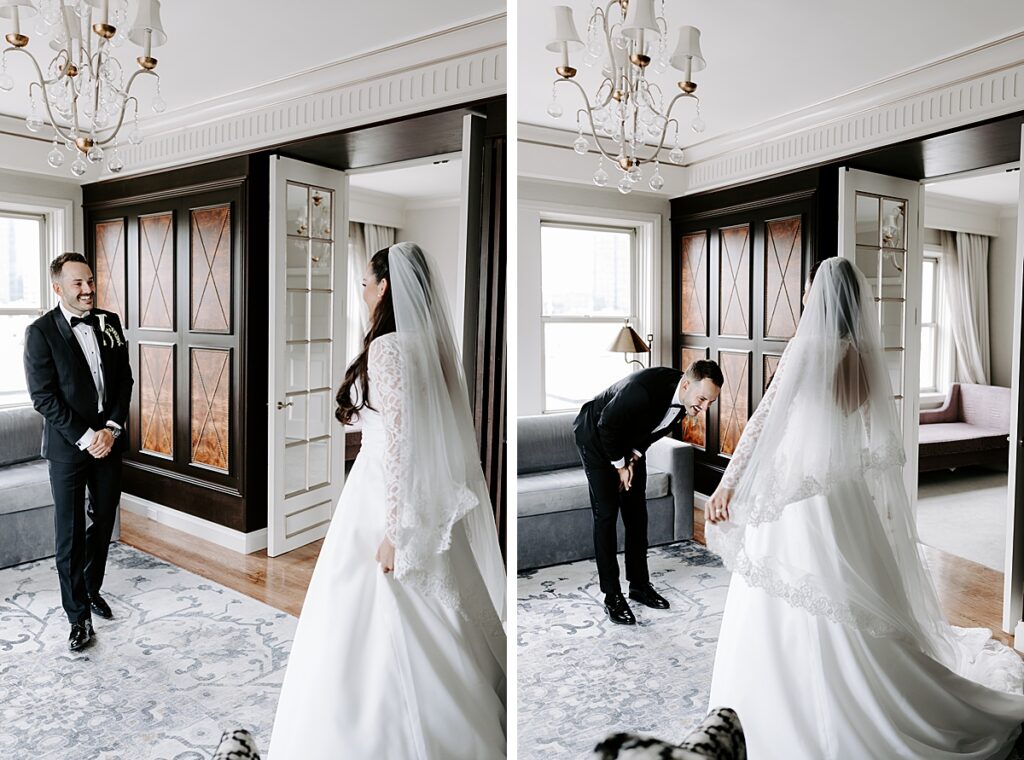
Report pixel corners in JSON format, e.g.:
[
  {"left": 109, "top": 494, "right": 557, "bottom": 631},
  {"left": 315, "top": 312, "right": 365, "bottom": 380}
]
[
  {"left": 541, "top": 223, "right": 636, "bottom": 412},
  {"left": 920, "top": 249, "right": 941, "bottom": 393},
  {"left": 0, "top": 212, "right": 47, "bottom": 407}
]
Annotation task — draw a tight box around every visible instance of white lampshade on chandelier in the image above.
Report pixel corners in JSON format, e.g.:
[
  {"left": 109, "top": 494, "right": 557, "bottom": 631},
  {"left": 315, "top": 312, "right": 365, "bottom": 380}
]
[
  {"left": 0, "top": 0, "right": 168, "bottom": 177},
  {"left": 546, "top": 0, "right": 707, "bottom": 194}
]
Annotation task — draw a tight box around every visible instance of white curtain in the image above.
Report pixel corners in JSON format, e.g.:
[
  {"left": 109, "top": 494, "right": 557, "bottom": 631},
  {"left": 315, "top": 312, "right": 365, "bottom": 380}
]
[
  {"left": 346, "top": 222, "right": 396, "bottom": 368},
  {"left": 939, "top": 230, "right": 991, "bottom": 385}
]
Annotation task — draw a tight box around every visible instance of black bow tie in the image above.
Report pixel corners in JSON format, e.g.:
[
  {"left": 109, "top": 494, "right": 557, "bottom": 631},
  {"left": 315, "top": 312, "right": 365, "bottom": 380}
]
[
  {"left": 70, "top": 314, "right": 96, "bottom": 328},
  {"left": 670, "top": 403, "right": 685, "bottom": 411}
]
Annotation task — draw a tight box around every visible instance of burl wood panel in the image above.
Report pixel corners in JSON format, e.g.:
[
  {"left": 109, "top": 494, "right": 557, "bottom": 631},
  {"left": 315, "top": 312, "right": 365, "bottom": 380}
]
[
  {"left": 764, "top": 216, "right": 802, "bottom": 339},
  {"left": 680, "top": 232, "right": 708, "bottom": 336},
  {"left": 680, "top": 347, "right": 709, "bottom": 449},
  {"left": 140, "top": 343, "right": 174, "bottom": 457},
  {"left": 191, "top": 348, "right": 231, "bottom": 471},
  {"left": 94, "top": 220, "right": 126, "bottom": 324},
  {"left": 139, "top": 212, "right": 174, "bottom": 329},
  {"left": 719, "top": 224, "right": 751, "bottom": 338},
  {"left": 764, "top": 353, "right": 782, "bottom": 393},
  {"left": 191, "top": 205, "right": 232, "bottom": 333},
  {"left": 719, "top": 351, "right": 750, "bottom": 457}
]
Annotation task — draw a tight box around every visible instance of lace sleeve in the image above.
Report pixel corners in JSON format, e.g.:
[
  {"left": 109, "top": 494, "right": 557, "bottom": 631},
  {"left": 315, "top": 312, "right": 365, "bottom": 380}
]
[
  {"left": 368, "top": 334, "right": 406, "bottom": 543},
  {"left": 719, "top": 345, "right": 791, "bottom": 490}
]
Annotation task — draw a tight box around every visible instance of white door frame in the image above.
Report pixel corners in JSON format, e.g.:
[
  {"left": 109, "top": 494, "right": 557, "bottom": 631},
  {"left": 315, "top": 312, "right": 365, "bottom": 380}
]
[{"left": 267, "top": 156, "right": 349, "bottom": 557}]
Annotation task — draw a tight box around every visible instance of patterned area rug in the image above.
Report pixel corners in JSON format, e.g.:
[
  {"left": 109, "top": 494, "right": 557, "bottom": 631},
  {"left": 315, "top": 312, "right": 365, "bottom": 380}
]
[
  {"left": 517, "top": 542, "right": 729, "bottom": 759},
  {"left": 0, "top": 543, "right": 296, "bottom": 760},
  {"left": 518, "top": 541, "right": 1024, "bottom": 760}
]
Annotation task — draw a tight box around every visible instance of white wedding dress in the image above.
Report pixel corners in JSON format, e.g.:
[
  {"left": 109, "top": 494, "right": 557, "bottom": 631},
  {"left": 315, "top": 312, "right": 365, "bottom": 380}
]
[
  {"left": 706, "top": 258, "right": 1024, "bottom": 759},
  {"left": 268, "top": 333, "right": 506, "bottom": 759}
]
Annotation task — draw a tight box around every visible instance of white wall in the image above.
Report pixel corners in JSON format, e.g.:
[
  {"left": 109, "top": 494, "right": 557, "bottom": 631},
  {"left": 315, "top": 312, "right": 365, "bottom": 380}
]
[
  {"left": 990, "top": 210, "right": 1019, "bottom": 389},
  {"left": 0, "top": 169, "right": 83, "bottom": 253},
  {"left": 398, "top": 200, "right": 462, "bottom": 326},
  {"left": 518, "top": 177, "right": 671, "bottom": 417}
]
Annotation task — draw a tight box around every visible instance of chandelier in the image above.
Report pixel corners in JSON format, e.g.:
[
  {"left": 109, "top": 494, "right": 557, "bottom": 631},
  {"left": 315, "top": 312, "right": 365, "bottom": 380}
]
[
  {"left": 0, "top": 0, "right": 167, "bottom": 177},
  {"left": 546, "top": 0, "right": 706, "bottom": 194}
]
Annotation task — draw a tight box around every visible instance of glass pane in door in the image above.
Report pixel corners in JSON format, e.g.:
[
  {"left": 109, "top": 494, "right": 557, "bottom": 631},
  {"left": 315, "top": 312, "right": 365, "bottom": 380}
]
[
  {"left": 284, "top": 182, "right": 336, "bottom": 495},
  {"left": 855, "top": 191, "right": 909, "bottom": 423}
]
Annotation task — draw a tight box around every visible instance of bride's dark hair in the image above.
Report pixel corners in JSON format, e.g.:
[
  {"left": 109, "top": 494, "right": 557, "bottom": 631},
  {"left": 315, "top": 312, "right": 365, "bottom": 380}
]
[
  {"left": 808, "top": 257, "right": 861, "bottom": 341},
  {"left": 335, "top": 247, "right": 396, "bottom": 424}
]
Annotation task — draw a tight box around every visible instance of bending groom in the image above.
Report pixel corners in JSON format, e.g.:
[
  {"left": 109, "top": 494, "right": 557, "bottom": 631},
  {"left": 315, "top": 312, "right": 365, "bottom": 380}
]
[
  {"left": 23, "top": 252, "right": 133, "bottom": 652},
  {"left": 574, "top": 360, "right": 723, "bottom": 625}
]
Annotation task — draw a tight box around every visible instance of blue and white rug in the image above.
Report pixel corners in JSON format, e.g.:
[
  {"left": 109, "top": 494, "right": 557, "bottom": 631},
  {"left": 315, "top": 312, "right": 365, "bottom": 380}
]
[
  {"left": 0, "top": 543, "right": 296, "bottom": 760},
  {"left": 517, "top": 541, "right": 730, "bottom": 759}
]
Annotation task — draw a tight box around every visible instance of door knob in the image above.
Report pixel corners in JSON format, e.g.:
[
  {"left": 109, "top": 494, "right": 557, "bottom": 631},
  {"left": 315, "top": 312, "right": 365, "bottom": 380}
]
[{"left": 276, "top": 400, "right": 294, "bottom": 410}]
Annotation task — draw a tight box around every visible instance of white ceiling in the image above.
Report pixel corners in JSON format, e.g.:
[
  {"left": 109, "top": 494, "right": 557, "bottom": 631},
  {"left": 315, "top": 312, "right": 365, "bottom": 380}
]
[
  {"left": 518, "top": 0, "right": 1024, "bottom": 144},
  {"left": 0, "top": 0, "right": 502, "bottom": 120},
  {"left": 349, "top": 158, "right": 462, "bottom": 202},
  {"left": 926, "top": 169, "right": 1022, "bottom": 208}
]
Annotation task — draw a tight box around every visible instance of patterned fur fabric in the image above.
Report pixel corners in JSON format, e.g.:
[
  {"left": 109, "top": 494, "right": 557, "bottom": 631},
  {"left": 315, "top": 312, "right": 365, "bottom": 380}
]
[
  {"left": 593, "top": 708, "right": 746, "bottom": 760},
  {"left": 211, "top": 729, "right": 262, "bottom": 759}
]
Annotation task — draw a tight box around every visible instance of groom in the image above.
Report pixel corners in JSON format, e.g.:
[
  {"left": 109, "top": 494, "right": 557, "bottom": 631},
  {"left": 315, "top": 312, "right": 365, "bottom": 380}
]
[
  {"left": 23, "top": 252, "right": 133, "bottom": 651},
  {"left": 574, "top": 360, "right": 723, "bottom": 624}
]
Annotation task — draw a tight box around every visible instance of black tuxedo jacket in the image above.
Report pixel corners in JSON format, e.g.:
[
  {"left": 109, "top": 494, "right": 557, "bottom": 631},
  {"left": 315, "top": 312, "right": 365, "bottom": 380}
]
[
  {"left": 23, "top": 306, "right": 133, "bottom": 463},
  {"left": 573, "top": 367, "right": 685, "bottom": 466}
]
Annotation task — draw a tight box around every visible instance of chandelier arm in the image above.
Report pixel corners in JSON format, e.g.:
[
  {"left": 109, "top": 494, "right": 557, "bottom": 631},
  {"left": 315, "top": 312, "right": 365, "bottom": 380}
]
[
  {"left": 636, "top": 95, "right": 690, "bottom": 164},
  {"left": 92, "top": 89, "right": 143, "bottom": 147},
  {"left": 556, "top": 78, "right": 623, "bottom": 164},
  {"left": 5, "top": 49, "right": 75, "bottom": 141}
]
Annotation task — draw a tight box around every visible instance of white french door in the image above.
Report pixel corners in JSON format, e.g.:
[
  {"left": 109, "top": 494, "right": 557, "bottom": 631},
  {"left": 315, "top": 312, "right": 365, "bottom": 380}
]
[
  {"left": 1005, "top": 128, "right": 1024, "bottom": 637},
  {"left": 268, "top": 157, "right": 348, "bottom": 556},
  {"left": 838, "top": 167, "right": 923, "bottom": 513}
]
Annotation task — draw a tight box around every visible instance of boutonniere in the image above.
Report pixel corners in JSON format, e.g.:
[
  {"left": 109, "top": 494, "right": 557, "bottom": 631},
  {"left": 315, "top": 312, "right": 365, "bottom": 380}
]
[{"left": 98, "top": 316, "right": 125, "bottom": 349}]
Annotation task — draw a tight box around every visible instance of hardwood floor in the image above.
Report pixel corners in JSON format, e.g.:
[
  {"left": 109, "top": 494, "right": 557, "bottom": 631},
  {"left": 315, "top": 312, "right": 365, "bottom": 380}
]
[
  {"left": 121, "top": 506, "right": 1015, "bottom": 650},
  {"left": 693, "top": 506, "right": 1017, "bottom": 649},
  {"left": 119, "top": 510, "right": 321, "bottom": 617}
]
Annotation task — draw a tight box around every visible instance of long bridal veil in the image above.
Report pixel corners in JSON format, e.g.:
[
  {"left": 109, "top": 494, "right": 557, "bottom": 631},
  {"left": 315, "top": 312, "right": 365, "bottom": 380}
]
[
  {"left": 707, "top": 257, "right": 1023, "bottom": 692},
  {"left": 385, "top": 242, "right": 506, "bottom": 641}
]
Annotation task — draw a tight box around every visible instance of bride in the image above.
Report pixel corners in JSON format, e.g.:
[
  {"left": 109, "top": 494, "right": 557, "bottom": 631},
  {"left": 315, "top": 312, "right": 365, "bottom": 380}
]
[
  {"left": 705, "top": 257, "right": 1024, "bottom": 758},
  {"left": 268, "top": 242, "right": 507, "bottom": 759}
]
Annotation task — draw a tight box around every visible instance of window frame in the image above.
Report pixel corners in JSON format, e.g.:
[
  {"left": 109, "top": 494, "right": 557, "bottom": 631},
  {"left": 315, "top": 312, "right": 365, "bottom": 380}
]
[
  {"left": 539, "top": 220, "right": 640, "bottom": 414},
  {"left": 919, "top": 244, "right": 953, "bottom": 405},
  {"left": 0, "top": 209, "right": 54, "bottom": 409}
]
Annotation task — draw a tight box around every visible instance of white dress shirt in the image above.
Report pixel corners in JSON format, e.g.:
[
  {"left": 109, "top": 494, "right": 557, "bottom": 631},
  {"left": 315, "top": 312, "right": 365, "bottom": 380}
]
[
  {"left": 611, "top": 377, "right": 687, "bottom": 469},
  {"left": 58, "top": 303, "right": 118, "bottom": 450}
]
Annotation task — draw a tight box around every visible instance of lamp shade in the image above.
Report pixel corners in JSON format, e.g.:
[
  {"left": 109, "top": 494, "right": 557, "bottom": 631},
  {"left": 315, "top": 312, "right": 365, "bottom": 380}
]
[
  {"left": 545, "top": 5, "right": 583, "bottom": 53},
  {"left": 669, "top": 26, "right": 706, "bottom": 74},
  {"left": 621, "top": 0, "right": 659, "bottom": 41},
  {"left": 0, "top": 0, "right": 37, "bottom": 20},
  {"left": 129, "top": 0, "right": 167, "bottom": 47},
  {"left": 609, "top": 324, "right": 650, "bottom": 354}
]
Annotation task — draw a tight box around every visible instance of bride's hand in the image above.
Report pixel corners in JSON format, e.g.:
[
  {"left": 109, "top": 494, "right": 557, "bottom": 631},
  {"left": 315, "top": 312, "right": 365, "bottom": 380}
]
[
  {"left": 375, "top": 537, "right": 395, "bottom": 574},
  {"left": 706, "top": 487, "right": 733, "bottom": 524}
]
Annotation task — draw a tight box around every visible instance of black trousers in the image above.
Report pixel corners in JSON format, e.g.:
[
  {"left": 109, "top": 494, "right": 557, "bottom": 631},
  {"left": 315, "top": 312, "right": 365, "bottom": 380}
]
[
  {"left": 577, "top": 445, "right": 649, "bottom": 597},
  {"left": 47, "top": 456, "right": 122, "bottom": 624}
]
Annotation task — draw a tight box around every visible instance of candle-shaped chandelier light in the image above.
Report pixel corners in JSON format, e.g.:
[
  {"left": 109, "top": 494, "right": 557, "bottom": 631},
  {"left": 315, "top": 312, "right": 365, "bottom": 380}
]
[
  {"left": 546, "top": 0, "right": 706, "bottom": 194},
  {"left": 0, "top": 0, "right": 168, "bottom": 177}
]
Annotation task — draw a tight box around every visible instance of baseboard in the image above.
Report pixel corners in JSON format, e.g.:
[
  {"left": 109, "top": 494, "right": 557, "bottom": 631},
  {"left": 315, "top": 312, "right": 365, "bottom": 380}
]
[
  {"left": 1015, "top": 621, "right": 1024, "bottom": 654},
  {"left": 694, "top": 492, "right": 709, "bottom": 509},
  {"left": 121, "top": 494, "right": 268, "bottom": 555}
]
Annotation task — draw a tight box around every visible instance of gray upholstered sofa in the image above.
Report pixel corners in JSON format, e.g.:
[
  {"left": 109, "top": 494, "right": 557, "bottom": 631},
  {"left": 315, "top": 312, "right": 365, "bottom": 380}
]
[
  {"left": 518, "top": 412, "right": 694, "bottom": 571},
  {"left": 919, "top": 383, "right": 1011, "bottom": 472},
  {"left": 0, "top": 406, "right": 119, "bottom": 569}
]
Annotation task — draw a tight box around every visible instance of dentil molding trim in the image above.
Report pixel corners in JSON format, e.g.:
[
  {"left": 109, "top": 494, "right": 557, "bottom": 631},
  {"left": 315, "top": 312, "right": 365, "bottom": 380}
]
[
  {"left": 521, "top": 31, "right": 1024, "bottom": 196},
  {"left": 0, "top": 13, "right": 505, "bottom": 182}
]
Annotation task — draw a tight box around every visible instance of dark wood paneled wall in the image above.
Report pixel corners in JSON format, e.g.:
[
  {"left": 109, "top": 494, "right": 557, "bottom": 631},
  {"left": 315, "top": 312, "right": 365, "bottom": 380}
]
[
  {"left": 671, "top": 167, "right": 836, "bottom": 494},
  {"left": 84, "top": 155, "right": 270, "bottom": 533}
]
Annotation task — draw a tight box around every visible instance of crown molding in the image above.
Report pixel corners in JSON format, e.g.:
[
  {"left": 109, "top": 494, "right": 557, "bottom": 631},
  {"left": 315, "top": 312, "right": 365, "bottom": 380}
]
[
  {"left": 0, "top": 14, "right": 505, "bottom": 183},
  {"left": 520, "top": 31, "right": 1024, "bottom": 197}
]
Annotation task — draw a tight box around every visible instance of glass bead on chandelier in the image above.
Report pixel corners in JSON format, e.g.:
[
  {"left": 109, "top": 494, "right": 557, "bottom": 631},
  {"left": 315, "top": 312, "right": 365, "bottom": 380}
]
[
  {"left": 546, "top": 0, "right": 708, "bottom": 194},
  {"left": 0, "top": 0, "right": 168, "bottom": 177}
]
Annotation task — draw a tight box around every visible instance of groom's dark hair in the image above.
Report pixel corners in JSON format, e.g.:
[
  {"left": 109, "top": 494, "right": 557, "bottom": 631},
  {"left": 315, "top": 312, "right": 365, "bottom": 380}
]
[
  {"left": 685, "top": 359, "right": 724, "bottom": 388},
  {"left": 49, "top": 252, "right": 89, "bottom": 282}
]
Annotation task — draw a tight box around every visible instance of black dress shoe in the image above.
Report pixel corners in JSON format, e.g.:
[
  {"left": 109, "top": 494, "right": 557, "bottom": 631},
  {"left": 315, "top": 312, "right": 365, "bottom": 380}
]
[
  {"left": 629, "top": 583, "right": 670, "bottom": 609},
  {"left": 604, "top": 592, "right": 636, "bottom": 625},
  {"left": 68, "top": 620, "right": 93, "bottom": 651},
  {"left": 88, "top": 594, "right": 113, "bottom": 619}
]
